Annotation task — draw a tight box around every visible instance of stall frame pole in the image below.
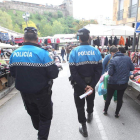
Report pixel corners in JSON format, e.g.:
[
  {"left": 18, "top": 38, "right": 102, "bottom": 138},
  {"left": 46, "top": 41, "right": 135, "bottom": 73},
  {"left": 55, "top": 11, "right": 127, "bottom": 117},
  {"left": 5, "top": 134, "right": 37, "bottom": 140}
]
[{"left": 132, "top": 0, "right": 139, "bottom": 52}]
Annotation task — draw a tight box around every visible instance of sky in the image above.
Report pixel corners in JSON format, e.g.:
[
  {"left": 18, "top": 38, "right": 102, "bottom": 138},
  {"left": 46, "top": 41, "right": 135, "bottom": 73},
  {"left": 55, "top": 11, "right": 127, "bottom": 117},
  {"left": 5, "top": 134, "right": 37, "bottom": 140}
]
[{"left": 1, "top": 0, "right": 113, "bottom": 20}]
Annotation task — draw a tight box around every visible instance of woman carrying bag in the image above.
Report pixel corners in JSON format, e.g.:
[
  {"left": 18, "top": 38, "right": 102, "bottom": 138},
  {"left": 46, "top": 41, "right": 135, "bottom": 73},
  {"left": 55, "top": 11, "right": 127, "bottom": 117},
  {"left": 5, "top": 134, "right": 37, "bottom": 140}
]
[
  {"left": 102, "top": 46, "right": 117, "bottom": 102},
  {"left": 104, "top": 47, "right": 134, "bottom": 118}
]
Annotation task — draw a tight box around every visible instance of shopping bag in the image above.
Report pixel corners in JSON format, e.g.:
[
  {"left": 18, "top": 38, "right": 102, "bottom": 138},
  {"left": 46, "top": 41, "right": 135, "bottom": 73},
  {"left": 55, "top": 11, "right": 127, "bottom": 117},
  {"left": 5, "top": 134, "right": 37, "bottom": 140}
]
[
  {"left": 95, "top": 80, "right": 100, "bottom": 93},
  {"left": 98, "top": 82, "right": 107, "bottom": 96},
  {"left": 104, "top": 75, "right": 109, "bottom": 89}
]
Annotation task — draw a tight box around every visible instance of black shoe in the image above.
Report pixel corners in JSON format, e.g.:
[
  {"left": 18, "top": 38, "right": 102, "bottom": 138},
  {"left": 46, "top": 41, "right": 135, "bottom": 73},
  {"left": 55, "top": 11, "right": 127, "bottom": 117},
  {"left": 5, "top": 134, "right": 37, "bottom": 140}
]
[
  {"left": 79, "top": 123, "right": 88, "bottom": 137},
  {"left": 103, "top": 111, "right": 107, "bottom": 115},
  {"left": 87, "top": 113, "right": 93, "bottom": 123},
  {"left": 115, "top": 114, "right": 120, "bottom": 118}
]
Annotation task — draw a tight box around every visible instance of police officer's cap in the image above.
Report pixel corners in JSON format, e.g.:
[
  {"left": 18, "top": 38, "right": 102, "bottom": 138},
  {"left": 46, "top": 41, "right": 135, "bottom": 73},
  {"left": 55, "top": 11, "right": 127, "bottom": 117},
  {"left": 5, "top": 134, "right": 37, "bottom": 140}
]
[
  {"left": 24, "top": 27, "right": 37, "bottom": 34},
  {"left": 77, "top": 28, "right": 90, "bottom": 36}
]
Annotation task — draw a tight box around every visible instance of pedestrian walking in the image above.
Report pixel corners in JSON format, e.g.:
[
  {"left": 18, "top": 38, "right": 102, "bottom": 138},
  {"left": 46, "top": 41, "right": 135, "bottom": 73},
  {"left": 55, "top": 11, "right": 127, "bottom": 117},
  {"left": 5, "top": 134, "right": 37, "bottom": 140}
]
[
  {"left": 10, "top": 27, "right": 59, "bottom": 140},
  {"left": 69, "top": 28, "right": 102, "bottom": 137},
  {"left": 61, "top": 47, "right": 66, "bottom": 62},
  {"left": 102, "top": 46, "right": 118, "bottom": 102},
  {"left": 66, "top": 44, "right": 72, "bottom": 61},
  {"left": 104, "top": 47, "right": 134, "bottom": 118}
]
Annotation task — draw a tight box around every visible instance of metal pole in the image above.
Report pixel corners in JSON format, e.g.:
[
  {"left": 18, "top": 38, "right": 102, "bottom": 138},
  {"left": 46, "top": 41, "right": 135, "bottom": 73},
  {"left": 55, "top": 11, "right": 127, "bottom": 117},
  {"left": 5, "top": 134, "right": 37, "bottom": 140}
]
[
  {"left": 136, "top": 33, "right": 140, "bottom": 51},
  {"left": 132, "top": 0, "right": 139, "bottom": 52}
]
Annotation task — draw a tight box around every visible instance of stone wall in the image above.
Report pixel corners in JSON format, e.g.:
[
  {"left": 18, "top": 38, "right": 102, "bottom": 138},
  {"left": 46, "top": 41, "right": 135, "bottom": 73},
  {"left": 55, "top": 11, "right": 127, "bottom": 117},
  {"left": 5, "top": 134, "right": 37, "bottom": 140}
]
[
  {"left": 113, "top": 0, "right": 140, "bottom": 26},
  {"left": 0, "top": 1, "right": 67, "bottom": 16}
]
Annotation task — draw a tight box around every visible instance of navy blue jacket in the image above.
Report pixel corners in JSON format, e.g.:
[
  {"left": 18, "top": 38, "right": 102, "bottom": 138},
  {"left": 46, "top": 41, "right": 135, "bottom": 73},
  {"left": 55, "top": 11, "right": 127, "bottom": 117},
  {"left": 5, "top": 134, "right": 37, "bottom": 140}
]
[
  {"left": 108, "top": 52, "right": 134, "bottom": 84},
  {"left": 69, "top": 42, "right": 102, "bottom": 90},
  {"left": 61, "top": 49, "right": 66, "bottom": 56},
  {"left": 10, "top": 42, "right": 59, "bottom": 94},
  {"left": 102, "top": 54, "right": 111, "bottom": 75}
]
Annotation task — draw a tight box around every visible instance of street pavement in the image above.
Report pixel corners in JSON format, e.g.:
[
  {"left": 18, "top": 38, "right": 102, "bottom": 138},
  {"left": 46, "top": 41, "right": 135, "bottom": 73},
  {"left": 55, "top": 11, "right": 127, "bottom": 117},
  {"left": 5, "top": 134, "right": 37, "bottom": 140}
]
[{"left": 0, "top": 62, "right": 140, "bottom": 140}]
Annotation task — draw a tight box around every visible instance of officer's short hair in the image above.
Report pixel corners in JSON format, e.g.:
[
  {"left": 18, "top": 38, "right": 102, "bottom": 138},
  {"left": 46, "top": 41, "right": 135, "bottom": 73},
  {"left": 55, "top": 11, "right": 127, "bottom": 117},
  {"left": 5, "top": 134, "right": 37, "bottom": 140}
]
[
  {"left": 110, "top": 46, "right": 118, "bottom": 53},
  {"left": 24, "top": 27, "right": 38, "bottom": 41},
  {"left": 118, "top": 47, "right": 126, "bottom": 53},
  {"left": 77, "top": 28, "right": 90, "bottom": 42}
]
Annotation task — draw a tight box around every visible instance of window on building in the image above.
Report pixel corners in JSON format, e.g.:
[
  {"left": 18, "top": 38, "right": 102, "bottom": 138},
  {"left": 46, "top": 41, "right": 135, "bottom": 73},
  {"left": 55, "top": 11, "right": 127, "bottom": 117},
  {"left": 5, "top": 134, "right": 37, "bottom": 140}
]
[
  {"left": 131, "top": 0, "right": 138, "bottom": 5},
  {"left": 119, "top": 0, "right": 124, "bottom": 10},
  {"left": 118, "top": 0, "right": 124, "bottom": 20},
  {"left": 128, "top": 0, "right": 138, "bottom": 18}
]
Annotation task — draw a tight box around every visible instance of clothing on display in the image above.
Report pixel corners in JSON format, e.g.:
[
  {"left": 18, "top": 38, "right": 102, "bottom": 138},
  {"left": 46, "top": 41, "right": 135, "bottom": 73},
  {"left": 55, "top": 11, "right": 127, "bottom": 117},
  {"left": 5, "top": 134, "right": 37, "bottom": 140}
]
[
  {"left": 104, "top": 37, "right": 108, "bottom": 46},
  {"left": 113, "top": 36, "right": 118, "bottom": 46},
  {"left": 109, "top": 36, "right": 113, "bottom": 46},
  {"left": 101, "top": 36, "right": 105, "bottom": 47},
  {"left": 119, "top": 36, "right": 125, "bottom": 46}
]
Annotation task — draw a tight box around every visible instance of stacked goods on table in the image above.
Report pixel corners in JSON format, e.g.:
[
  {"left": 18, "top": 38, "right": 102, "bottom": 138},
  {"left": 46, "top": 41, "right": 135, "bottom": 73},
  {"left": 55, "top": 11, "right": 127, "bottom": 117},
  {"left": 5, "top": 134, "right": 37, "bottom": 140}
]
[
  {"left": 0, "top": 48, "right": 15, "bottom": 91},
  {"left": 130, "top": 52, "right": 140, "bottom": 84}
]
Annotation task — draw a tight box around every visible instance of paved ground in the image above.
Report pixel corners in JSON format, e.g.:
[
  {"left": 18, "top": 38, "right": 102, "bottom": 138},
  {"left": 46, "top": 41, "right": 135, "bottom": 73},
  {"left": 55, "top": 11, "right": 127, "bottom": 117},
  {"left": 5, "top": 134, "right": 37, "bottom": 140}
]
[{"left": 0, "top": 62, "right": 140, "bottom": 140}]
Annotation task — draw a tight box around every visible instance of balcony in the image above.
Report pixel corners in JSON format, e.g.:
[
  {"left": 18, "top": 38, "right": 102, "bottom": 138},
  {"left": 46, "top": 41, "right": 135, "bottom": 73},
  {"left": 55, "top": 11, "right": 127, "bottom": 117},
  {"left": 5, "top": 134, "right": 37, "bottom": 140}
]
[
  {"left": 117, "top": 9, "right": 124, "bottom": 20},
  {"left": 128, "top": 4, "right": 137, "bottom": 18}
]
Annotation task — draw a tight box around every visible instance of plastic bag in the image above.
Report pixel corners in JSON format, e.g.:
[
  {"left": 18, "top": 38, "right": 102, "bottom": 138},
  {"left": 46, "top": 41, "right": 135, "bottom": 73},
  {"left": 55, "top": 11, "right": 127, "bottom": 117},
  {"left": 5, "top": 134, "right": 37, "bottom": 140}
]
[
  {"left": 98, "top": 82, "right": 107, "bottom": 96},
  {"left": 95, "top": 80, "right": 100, "bottom": 93}
]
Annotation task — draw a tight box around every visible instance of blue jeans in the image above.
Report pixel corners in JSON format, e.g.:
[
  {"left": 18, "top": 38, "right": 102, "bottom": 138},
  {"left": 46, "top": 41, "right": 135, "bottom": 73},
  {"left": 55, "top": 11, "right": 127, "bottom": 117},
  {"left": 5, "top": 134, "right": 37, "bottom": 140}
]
[
  {"left": 67, "top": 53, "right": 70, "bottom": 61},
  {"left": 62, "top": 55, "right": 65, "bottom": 61}
]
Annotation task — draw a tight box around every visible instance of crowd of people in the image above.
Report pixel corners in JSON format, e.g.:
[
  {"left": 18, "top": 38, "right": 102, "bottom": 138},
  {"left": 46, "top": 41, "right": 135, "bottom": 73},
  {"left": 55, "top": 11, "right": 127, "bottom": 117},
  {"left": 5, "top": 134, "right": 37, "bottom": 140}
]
[{"left": 9, "top": 27, "right": 134, "bottom": 140}]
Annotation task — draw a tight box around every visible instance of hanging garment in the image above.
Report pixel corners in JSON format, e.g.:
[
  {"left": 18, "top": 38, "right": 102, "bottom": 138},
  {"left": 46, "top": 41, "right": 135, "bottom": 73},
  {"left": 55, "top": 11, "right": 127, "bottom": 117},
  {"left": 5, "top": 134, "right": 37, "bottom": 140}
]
[
  {"left": 113, "top": 36, "right": 118, "bottom": 46},
  {"left": 47, "top": 38, "right": 51, "bottom": 44},
  {"left": 51, "top": 38, "right": 55, "bottom": 43},
  {"left": 128, "top": 36, "right": 131, "bottom": 47},
  {"left": 96, "top": 37, "right": 100, "bottom": 47},
  {"left": 94, "top": 39, "right": 97, "bottom": 46},
  {"left": 56, "top": 38, "right": 60, "bottom": 43},
  {"left": 109, "top": 36, "right": 113, "bottom": 46},
  {"left": 104, "top": 37, "right": 108, "bottom": 46},
  {"left": 119, "top": 36, "right": 125, "bottom": 46},
  {"left": 44, "top": 39, "right": 48, "bottom": 45},
  {"left": 101, "top": 36, "right": 105, "bottom": 47},
  {"left": 125, "top": 38, "right": 128, "bottom": 50}
]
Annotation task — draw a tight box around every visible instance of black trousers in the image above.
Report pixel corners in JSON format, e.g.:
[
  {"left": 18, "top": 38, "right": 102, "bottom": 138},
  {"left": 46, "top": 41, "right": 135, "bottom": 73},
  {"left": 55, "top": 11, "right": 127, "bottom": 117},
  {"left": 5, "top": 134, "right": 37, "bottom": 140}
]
[
  {"left": 21, "top": 88, "right": 53, "bottom": 140},
  {"left": 104, "top": 83, "right": 128, "bottom": 115},
  {"left": 74, "top": 85, "right": 95, "bottom": 123}
]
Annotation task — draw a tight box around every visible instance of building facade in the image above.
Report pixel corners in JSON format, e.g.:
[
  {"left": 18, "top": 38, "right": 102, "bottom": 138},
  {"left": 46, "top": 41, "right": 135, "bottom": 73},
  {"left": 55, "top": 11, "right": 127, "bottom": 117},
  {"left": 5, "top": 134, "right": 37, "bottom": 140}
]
[
  {"left": 113, "top": 0, "right": 140, "bottom": 27},
  {"left": 0, "top": 0, "right": 73, "bottom": 17}
]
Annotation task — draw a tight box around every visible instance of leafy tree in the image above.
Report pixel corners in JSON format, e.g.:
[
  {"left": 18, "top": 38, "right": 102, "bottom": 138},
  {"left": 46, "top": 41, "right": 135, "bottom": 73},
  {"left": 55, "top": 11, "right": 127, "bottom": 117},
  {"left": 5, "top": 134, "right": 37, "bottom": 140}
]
[
  {"left": 52, "top": 12, "right": 58, "bottom": 19},
  {"left": 48, "top": 12, "right": 52, "bottom": 17},
  {"left": 52, "top": 20, "right": 64, "bottom": 34},
  {"left": 39, "top": 19, "right": 53, "bottom": 36},
  {"left": 36, "top": 13, "right": 42, "bottom": 20},
  {"left": 0, "top": 9, "right": 98, "bottom": 36},
  {"left": 57, "top": 11, "right": 63, "bottom": 18},
  {"left": 0, "top": 10, "right": 13, "bottom": 30},
  {"left": 22, "top": 20, "right": 41, "bottom": 36},
  {"left": 41, "top": 24, "right": 53, "bottom": 37},
  {"left": 14, "top": 24, "right": 21, "bottom": 33}
]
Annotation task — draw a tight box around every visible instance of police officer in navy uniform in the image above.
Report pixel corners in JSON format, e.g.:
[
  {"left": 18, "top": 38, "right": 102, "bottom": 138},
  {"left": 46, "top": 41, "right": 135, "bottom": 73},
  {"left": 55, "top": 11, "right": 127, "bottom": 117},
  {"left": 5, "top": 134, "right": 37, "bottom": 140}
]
[
  {"left": 10, "top": 27, "right": 59, "bottom": 140},
  {"left": 69, "top": 28, "right": 102, "bottom": 137}
]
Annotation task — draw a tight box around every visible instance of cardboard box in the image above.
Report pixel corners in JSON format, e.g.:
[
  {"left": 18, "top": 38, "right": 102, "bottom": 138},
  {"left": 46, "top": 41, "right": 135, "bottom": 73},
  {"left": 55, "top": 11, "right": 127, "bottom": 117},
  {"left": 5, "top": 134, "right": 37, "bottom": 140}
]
[{"left": 0, "top": 77, "right": 8, "bottom": 91}]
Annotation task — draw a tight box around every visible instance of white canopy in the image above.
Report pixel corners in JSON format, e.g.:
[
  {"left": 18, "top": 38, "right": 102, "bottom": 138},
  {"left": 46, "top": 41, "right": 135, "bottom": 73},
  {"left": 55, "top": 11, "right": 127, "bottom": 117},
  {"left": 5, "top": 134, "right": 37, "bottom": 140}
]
[
  {"left": 104, "top": 26, "right": 135, "bottom": 36},
  {"left": 84, "top": 24, "right": 135, "bottom": 36},
  {"left": 0, "top": 43, "right": 19, "bottom": 49}
]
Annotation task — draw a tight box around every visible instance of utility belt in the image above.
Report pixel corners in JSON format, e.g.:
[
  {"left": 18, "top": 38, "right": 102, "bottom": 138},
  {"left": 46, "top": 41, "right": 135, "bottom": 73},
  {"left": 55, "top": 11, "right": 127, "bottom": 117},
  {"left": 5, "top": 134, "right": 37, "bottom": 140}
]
[
  {"left": 69, "top": 76, "right": 92, "bottom": 87},
  {"left": 47, "top": 79, "right": 53, "bottom": 95},
  {"left": 36, "top": 80, "right": 53, "bottom": 95}
]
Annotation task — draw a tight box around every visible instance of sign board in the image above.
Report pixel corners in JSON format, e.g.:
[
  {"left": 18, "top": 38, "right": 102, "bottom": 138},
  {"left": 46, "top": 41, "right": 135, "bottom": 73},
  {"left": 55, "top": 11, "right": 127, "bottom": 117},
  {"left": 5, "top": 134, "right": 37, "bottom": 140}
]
[{"left": 135, "top": 22, "right": 140, "bottom": 33}]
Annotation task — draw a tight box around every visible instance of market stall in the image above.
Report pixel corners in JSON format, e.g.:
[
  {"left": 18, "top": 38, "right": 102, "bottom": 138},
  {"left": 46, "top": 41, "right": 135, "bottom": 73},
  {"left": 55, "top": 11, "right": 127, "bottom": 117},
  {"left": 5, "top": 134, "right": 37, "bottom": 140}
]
[{"left": 0, "top": 44, "right": 19, "bottom": 98}]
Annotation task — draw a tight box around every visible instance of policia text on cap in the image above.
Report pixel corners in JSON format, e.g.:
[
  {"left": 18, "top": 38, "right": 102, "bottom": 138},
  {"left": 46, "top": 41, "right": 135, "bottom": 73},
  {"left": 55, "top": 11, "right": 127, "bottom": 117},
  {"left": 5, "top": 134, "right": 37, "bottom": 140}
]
[
  {"left": 10, "top": 27, "right": 59, "bottom": 140},
  {"left": 69, "top": 28, "right": 102, "bottom": 137}
]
